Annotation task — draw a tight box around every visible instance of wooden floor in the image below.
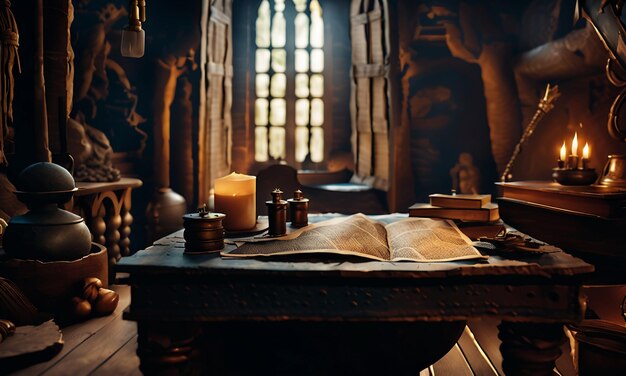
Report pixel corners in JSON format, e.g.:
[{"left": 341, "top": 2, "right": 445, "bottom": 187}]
[{"left": 10, "top": 284, "right": 576, "bottom": 376}]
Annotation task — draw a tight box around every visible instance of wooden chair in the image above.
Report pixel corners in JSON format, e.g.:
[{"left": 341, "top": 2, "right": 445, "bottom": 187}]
[{"left": 255, "top": 164, "right": 388, "bottom": 217}]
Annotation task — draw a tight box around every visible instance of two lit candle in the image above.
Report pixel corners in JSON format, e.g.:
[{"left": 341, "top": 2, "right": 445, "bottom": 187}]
[{"left": 558, "top": 132, "right": 590, "bottom": 169}]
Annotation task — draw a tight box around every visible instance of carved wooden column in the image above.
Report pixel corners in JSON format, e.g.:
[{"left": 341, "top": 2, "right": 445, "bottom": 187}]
[
  {"left": 498, "top": 321, "right": 566, "bottom": 376},
  {"left": 72, "top": 178, "right": 142, "bottom": 279},
  {"left": 136, "top": 321, "right": 204, "bottom": 375}
]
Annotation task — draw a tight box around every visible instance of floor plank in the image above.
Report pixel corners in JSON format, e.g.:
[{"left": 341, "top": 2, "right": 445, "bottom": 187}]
[
  {"left": 90, "top": 334, "right": 141, "bottom": 376},
  {"left": 457, "top": 326, "right": 499, "bottom": 376},
  {"left": 555, "top": 331, "right": 576, "bottom": 376},
  {"left": 432, "top": 344, "right": 474, "bottom": 376},
  {"left": 42, "top": 316, "right": 137, "bottom": 376},
  {"left": 467, "top": 319, "right": 504, "bottom": 376},
  {"left": 11, "top": 285, "right": 131, "bottom": 376}
]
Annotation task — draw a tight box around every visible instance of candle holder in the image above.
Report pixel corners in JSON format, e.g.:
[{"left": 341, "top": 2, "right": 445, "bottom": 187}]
[{"left": 552, "top": 167, "right": 598, "bottom": 186}]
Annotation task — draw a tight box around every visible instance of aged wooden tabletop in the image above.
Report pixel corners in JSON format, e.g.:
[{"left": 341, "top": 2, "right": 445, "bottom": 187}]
[
  {"left": 117, "top": 229, "right": 593, "bottom": 278},
  {"left": 117, "top": 215, "right": 594, "bottom": 324}
]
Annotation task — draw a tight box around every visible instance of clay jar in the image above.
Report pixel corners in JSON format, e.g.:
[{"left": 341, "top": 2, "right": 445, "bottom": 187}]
[{"left": 3, "top": 162, "right": 92, "bottom": 261}]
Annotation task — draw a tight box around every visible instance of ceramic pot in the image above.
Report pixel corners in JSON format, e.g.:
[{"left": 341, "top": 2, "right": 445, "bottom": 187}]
[{"left": 0, "top": 243, "right": 108, "bottom": 319}]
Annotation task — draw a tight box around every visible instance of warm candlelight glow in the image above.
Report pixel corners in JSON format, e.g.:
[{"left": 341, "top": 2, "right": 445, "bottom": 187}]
[
  {"left": 572, "top": 132, "right": 578, "bottom": 156},
  {"left": 560, "top": 142, "right": 566, "bottom": 161},
  {"left": 583, "top": 142, "right": 589, "bottom": 159},
  {"left": 214, "top": 172, "right": 257, "bottom": 230}
]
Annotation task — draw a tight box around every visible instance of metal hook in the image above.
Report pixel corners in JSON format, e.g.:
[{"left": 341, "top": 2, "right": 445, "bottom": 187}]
[{"left": 607, "top": 87, "right": 626, "bottom": 142}]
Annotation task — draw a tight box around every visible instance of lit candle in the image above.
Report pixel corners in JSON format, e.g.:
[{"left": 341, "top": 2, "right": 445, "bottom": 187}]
[
  {"left": 568, "top": 132, "right": 579, "bottom": 169},
  {"left": 558, "top": 141, "right": 566, "bottom": 168},
  {"left": 582, "top": 142, "right": 590, "bottom": 169},
  {"left": 214, "top": 172, "right": 256, "bottom": 231}
]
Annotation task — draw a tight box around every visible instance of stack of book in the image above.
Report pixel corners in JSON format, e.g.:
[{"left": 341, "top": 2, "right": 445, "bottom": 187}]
[{"left": 409, "top": 194, "right": 501, "bottom": 239}]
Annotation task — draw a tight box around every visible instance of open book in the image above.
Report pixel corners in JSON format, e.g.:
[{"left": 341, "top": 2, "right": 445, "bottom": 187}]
[{"left": 221, "top": 214, "right": 486, "bottom": 262}]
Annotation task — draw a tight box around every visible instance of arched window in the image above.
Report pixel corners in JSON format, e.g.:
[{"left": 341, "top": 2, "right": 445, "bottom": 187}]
[{"left": 254, "top": 0, "right": 325, "bottom": 164}]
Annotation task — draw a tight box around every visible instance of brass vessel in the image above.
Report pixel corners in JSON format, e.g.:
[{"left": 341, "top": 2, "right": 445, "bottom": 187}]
[
  {"left": 3, "top": 163, "right": 92, "bottom": 261},
  {"left": 183, "top": 205, "right": 225, "bottom": 253},
  {"left": 597, "top": 155, "right": 626, "bottom": 188}
]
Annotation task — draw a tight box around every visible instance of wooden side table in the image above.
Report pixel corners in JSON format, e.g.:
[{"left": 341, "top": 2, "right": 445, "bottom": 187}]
[{"left": 72, "top": 178, "right": 142, "bottom": 275}]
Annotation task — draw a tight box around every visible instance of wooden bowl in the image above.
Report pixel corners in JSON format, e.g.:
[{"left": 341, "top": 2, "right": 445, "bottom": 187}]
[{"left": 0, "top": 243, "right": 107, "bottom": 317}]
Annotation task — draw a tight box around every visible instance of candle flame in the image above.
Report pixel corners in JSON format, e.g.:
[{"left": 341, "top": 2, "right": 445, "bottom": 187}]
[
  {"left": 560, "top": 142, "right": 566, "bottom": 161},
  {"left": 542, "top": 84, "right": 551, "bottom": 101},
  {"left": 572, "top": 132, "right": 578, "bottom": 156},
  {"left": 583, "top": 142, "right": 589, "bottom": 159}
]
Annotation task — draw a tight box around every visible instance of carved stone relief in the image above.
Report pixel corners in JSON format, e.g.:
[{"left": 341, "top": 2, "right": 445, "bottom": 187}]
[{"left": 70, "top": 0, "right": 147, "bottom": 181}]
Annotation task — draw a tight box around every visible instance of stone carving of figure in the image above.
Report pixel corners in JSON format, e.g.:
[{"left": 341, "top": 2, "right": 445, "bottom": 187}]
[
  {"left": 450, "top": 152, "right": 480, "bottom": 194},
  {"left": 70, "top": 2, "right": 146, "bottom": 182}
]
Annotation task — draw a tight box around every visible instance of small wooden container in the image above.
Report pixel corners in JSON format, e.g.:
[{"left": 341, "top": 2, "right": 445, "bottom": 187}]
[
  {"left": 0, "top": 243, "right": 108, "bottom": 317},
  {"left": 183, "top": 206, "right": 226, "bottom": 254}
]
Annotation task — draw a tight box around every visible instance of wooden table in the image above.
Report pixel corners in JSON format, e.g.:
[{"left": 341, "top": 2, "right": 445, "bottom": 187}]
[{"left": 117, "top": 216, "right": 593, "bottom": 375}]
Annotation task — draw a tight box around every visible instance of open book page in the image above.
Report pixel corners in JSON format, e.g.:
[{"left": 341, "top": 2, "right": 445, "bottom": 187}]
[
  {"left": 224, "top": 214, "right": 391, "bottom": 260},
  {"left": 385, "top": 218, "right": 485, "bottom": 262}
]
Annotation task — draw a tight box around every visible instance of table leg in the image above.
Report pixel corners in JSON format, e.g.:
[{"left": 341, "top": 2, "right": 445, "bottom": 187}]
[
  {"left": 498, "top": 321, "right": 566, "bottom": 376},
  {"left": 136, "top": 321, "right": 204, "bottom": 375}
]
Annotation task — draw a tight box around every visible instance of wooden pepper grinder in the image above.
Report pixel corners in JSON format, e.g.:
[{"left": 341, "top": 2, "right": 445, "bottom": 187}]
[
  {"left": 266, "top": 188, "right": 287, "bottom": 237},
  {"left": 288, "top": 189, "right": 309, "bottom": 228}
]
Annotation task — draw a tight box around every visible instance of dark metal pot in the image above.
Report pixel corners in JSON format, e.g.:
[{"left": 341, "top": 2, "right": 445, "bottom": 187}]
[
  {"left": 3, "top": 204, "right": 92, "bottom": 261},
  {"left": 2, "top": 162, "right": 92, "bottom": 261},
  {"left": 183, "top": 206, "right": 225, "bottom": 254}
]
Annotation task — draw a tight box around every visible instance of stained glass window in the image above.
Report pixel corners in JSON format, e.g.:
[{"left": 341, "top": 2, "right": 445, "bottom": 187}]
[{"left": 254, "top": 0, "right": 325, "bottom": 164}]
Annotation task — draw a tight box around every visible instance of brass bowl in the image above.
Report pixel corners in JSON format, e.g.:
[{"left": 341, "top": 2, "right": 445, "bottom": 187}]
[{"left": 552, "top": 168, "right": 598, "bottom": 186}]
